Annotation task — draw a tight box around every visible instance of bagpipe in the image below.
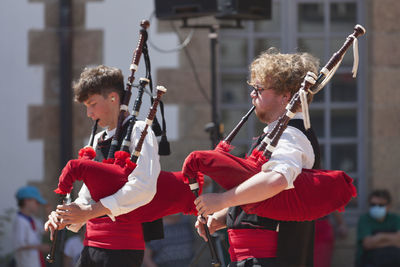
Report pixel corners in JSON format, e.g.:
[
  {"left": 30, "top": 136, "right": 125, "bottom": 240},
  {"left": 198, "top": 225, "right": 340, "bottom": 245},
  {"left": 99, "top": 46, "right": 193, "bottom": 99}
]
[
  {"left": 46, "top": 20, "right": 162, "bottom": 263},
  {"left": 54, "top": 84, "right": 221, "bottom": 265},
  {"left": 54, "top": 85, "right": 201, "bottom": 221},
  {"left": 107, "top": 20, "right": 149, "bottom": 159},
  {"left": 182, "top": 24, "right": 366, "bottom": 222},
  {"left": 51, "top": 19, "right": 202, "bottom": 221},
  {"left": 48, "top": 19, "right": 220, "bottom": 265}
]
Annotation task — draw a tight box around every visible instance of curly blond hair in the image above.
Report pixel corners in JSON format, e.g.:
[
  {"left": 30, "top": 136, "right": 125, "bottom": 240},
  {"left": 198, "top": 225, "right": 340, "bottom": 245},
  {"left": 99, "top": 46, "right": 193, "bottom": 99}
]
[
  {"left": 250, "top": 48, "right": 319, "bottom": 103},
  {"left": 73, "top": 65, "right": 124, "bottom": 103}
]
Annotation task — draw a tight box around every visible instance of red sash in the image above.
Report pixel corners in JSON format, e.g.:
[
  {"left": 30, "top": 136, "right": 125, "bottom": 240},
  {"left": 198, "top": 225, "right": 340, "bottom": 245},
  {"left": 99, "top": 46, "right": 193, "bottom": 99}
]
[
  {"left": 228, "top": 228, "right": 278, "bottom": 262},
  {"left": 85, "top": 216, "right": 145, "bottom": 250}
]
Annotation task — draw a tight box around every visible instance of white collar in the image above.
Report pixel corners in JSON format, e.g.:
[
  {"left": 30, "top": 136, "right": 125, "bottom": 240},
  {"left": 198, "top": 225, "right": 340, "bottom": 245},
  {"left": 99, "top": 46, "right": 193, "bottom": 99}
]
[
  {"left": 104, "top": 115, "right": 132, "bottom": 139},
  {"left": 263, "top": 112, "right": 304, "bottom": 133}
]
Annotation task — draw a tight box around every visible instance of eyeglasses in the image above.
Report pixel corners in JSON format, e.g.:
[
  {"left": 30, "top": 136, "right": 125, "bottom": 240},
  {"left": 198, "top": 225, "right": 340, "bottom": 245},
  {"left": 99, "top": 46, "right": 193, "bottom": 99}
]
[{"left": 247, "top": 81, "right": 266, "bottom": 96}]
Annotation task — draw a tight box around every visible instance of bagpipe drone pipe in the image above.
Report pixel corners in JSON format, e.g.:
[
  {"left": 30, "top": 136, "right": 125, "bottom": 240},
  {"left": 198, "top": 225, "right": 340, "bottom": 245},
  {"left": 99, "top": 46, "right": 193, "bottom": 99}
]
[{"left": 182, "top": 24, "right": 366, "bottom": 222}]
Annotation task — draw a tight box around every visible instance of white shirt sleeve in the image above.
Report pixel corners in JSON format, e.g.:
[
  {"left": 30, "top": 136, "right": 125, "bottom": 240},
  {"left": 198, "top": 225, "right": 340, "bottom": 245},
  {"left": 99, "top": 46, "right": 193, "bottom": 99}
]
[
  {"left": 99, "top": 120, "right": 161, "bottom": 218},
  {"left": 261, "top": 126, "right": 315, "bottom": 189}
]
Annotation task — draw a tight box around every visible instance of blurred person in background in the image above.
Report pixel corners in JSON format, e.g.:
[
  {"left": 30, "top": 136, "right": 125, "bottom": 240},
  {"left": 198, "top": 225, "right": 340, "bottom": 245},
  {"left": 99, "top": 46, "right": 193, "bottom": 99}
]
[
  {"left": 314, "top": 211, "right": 348, "bottom": 267},
  {"left": 63, "top": 227, "right": 85, "bottom": 267},
  {"left": 13, "top": 185, "right": 49, "bottom": 267},
  {"left": 142, "top": 214, "right": 195, "bottom": 267},
  {"left": 356, "top": 189, "right": 400, "bottom": 267}
]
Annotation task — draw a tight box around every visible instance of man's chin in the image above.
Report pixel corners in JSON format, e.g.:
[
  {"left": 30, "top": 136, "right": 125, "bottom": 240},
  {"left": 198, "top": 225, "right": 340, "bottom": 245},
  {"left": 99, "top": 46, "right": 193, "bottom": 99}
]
[
  {"left": 96, "top": 120, "right": 107, "bottom": 128},
  {"left": 255, "top": 111, "right": 268, "bottom": 124},
  {"left": 254, "top": 110, "right": 262, "bottom": 119}
]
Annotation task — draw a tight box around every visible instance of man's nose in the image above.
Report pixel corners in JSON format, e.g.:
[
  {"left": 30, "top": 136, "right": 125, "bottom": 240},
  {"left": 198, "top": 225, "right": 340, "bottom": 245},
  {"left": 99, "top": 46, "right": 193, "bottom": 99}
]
[
  {"left": 87, "top": 108, "right": 93, "bottom": 118},
  {"left": 250, "top": 90, "right": 257, "bottom": 98}
]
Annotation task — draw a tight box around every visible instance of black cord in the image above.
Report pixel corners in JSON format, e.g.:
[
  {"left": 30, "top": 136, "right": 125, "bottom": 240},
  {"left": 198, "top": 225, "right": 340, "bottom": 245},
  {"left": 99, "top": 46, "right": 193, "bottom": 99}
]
[{"left": 169, "top": 21, "right": 211, "bottom": 104}]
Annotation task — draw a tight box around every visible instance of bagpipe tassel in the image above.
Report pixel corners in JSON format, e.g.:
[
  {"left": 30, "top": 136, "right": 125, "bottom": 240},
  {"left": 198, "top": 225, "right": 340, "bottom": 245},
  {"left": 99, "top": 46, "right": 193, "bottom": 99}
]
[
  {"left": 158, "top": 133, "right": 171, "bottom": 156},
  {"left": 300, "top": 89, "right": 311, "bottom": 130},
  {"left": 352, "top": 37, "right": 359, "bottom": 78}
]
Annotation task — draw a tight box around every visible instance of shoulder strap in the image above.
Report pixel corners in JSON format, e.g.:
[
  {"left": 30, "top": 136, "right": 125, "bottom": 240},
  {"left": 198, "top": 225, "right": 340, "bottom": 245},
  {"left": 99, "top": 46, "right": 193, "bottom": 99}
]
[
  {"left": 94, "top": 121, "right": 131, "bottom": 161},
  {"left": 288, "top": 119, "right": 321, "bottom": 169}
]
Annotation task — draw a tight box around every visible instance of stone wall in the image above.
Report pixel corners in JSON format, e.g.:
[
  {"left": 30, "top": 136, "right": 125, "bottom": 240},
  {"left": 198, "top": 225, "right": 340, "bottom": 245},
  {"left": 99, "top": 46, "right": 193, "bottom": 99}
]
[
  {"left": 28, "top": 0, "right": 103, "bottom": 205},
  {"left": 369, "top": 0, "right": 400, "bottom": 205},
  {"left": 158, "top": 20, "right": 215, "bottom": 171},
  {"left": 333, "top": 1, "right": 400, "bottom": 266}
]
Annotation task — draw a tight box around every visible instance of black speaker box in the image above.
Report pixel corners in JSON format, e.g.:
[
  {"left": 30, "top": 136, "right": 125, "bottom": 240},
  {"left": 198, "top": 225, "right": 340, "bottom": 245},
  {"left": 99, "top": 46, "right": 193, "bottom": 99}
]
[
  {"left": 154, "top": 0, "right": 272, "bottom": 21},
  {"left": 217, "top": 0, "right": 272, "bottom": 20},
  {"left": 155, "top": 0, "right": 217, "bottom": 20}
]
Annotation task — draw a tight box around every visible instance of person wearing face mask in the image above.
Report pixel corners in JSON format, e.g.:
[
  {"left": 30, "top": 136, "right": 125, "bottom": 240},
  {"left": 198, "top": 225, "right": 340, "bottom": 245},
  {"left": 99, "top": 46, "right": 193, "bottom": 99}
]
[{"left": 355, "top": 189, "right": 400, "bottom": 267}]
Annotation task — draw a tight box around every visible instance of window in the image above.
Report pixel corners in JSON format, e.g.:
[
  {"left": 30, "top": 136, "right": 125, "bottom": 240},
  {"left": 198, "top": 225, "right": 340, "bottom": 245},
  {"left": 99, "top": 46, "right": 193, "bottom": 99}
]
[{"left": 218, "top": 0, "right": 366, "bottom": 213}]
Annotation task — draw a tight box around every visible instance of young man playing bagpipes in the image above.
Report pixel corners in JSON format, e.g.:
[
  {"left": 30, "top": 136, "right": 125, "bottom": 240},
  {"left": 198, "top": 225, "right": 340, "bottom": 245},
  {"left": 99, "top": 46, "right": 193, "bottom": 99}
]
[
  {"left": 45, "top": 65, "right": 161, "bottom": 267},
  {"left": 195, "top": 49, "right": 321, "bottom": 267}
]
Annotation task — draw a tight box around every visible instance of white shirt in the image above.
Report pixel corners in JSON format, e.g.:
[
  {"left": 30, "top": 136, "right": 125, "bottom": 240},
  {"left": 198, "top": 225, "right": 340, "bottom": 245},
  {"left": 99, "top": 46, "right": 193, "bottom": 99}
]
[
  {"left": 68, "top": 119, "right": 160, "bottom": 232},
  {"left": 261, "top": 113, "right": 315, "bottom": 189},
  {"left": 13, "top": 213, "right": 43, "bottom": 267}
]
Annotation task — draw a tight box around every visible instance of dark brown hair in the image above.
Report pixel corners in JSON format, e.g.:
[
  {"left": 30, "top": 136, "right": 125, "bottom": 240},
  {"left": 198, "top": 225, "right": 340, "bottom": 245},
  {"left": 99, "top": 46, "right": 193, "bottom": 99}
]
[{"left": 73, "top": 65, "right": 124, "bottom": 103}]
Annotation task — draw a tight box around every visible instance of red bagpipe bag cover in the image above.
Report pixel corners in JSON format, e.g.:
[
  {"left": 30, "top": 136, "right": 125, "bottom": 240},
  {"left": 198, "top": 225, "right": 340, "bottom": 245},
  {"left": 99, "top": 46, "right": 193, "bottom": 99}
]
[
  {"left": 55, "top": 147, "right": 201, "bottom": 222},
  {"left": 181, "top": 141, "right": 357, "bottom": 221}
]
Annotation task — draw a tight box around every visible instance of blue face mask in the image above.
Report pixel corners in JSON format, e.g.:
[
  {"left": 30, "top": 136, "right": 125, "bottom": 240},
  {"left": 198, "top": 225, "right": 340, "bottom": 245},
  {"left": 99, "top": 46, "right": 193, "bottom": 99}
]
[{"left": 369, "top": 205, "right": 387, "bottom": 220}]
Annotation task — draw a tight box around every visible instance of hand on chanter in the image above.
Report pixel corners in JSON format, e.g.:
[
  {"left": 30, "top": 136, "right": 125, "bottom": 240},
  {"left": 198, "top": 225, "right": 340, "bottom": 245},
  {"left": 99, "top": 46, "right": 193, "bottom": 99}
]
[
  {"left": 56, "top": 201, "right": 111, "bottom": 225},
  {"left": 195, "top": 215, "right": 213, "bottom": 242},
  {"left": 56, "top": 202, "right": 92, "bottom": 225},
  {"left": 195, "top": 212, "right": 227, "bottom": 242},
  {"left": 194, "top": 193, "right": 227, "bottom": 217},
  {"left": 44, "top": 211, "right": 67, "bottom": 241}
]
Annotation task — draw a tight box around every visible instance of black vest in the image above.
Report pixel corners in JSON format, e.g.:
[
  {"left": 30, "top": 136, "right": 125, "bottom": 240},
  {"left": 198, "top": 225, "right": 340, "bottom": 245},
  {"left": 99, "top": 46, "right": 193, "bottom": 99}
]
[
  {"left": 94, "top": 121, "right": 164, "bottom": 242},
  {"left": 227, "top": 119, "right": 321, "bottom": 267}
]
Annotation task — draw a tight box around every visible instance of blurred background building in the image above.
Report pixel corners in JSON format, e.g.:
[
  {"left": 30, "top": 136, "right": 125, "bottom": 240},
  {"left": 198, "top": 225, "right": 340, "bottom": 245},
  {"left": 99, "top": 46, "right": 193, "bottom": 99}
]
[{"left": 0, "top": 0, "right": 398, "bottom": 266}]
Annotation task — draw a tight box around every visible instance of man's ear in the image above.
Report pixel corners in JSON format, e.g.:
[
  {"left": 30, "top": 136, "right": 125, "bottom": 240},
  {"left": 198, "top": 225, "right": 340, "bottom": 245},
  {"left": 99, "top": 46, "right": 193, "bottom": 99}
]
[
  {"left": 283, "top": 92, "right": 291, "bottom": 102},
  {"left": 108, "top": 92, "right": 119, "bottom": 103}
]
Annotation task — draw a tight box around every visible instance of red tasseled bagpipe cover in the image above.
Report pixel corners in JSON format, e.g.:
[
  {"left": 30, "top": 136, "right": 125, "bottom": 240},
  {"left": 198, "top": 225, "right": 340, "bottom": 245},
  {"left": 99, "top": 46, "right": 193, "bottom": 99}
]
[
  {"left": 55, "top": 148, "right": 200, "bottom": 222},
  {"left": 182, "top": 141, "right": 357, "bottom": 221}
]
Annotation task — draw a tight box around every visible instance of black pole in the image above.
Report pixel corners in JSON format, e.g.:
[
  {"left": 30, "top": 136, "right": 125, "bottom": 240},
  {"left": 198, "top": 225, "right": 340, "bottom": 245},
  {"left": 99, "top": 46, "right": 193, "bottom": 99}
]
[
  {"left": 209, "top": 25, "right": 220, "bottom": 149},
  {"left": 208, "top": 25, "right": 224, "bottom": 267},
  {"left": 181, "top": 21, "right": 243, "bottom": 267},
  {"left": 181, "top": 21, "right": 242, "bottom": 148},
  {"left": 59, "top": 0, "right": 73, "bottom": 169},
  {"left": 48, "top": 1, "right": 73, "bottom": 264}
]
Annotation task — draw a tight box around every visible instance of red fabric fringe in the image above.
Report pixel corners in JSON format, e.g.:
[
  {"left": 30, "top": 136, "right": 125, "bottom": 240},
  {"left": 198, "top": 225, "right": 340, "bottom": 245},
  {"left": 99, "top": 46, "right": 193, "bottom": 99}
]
[
  {"left": 78, "top": 147, "right": 96, "bottom": 160},
  {"left": 102, "top": 158, "right": 115, "bottom": 164},
  {"left": 54, "top": 188, "right": 65, "bottom": 194},
  {"left": 215, "top": 141, "right": 234, "bottom": 152}
]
